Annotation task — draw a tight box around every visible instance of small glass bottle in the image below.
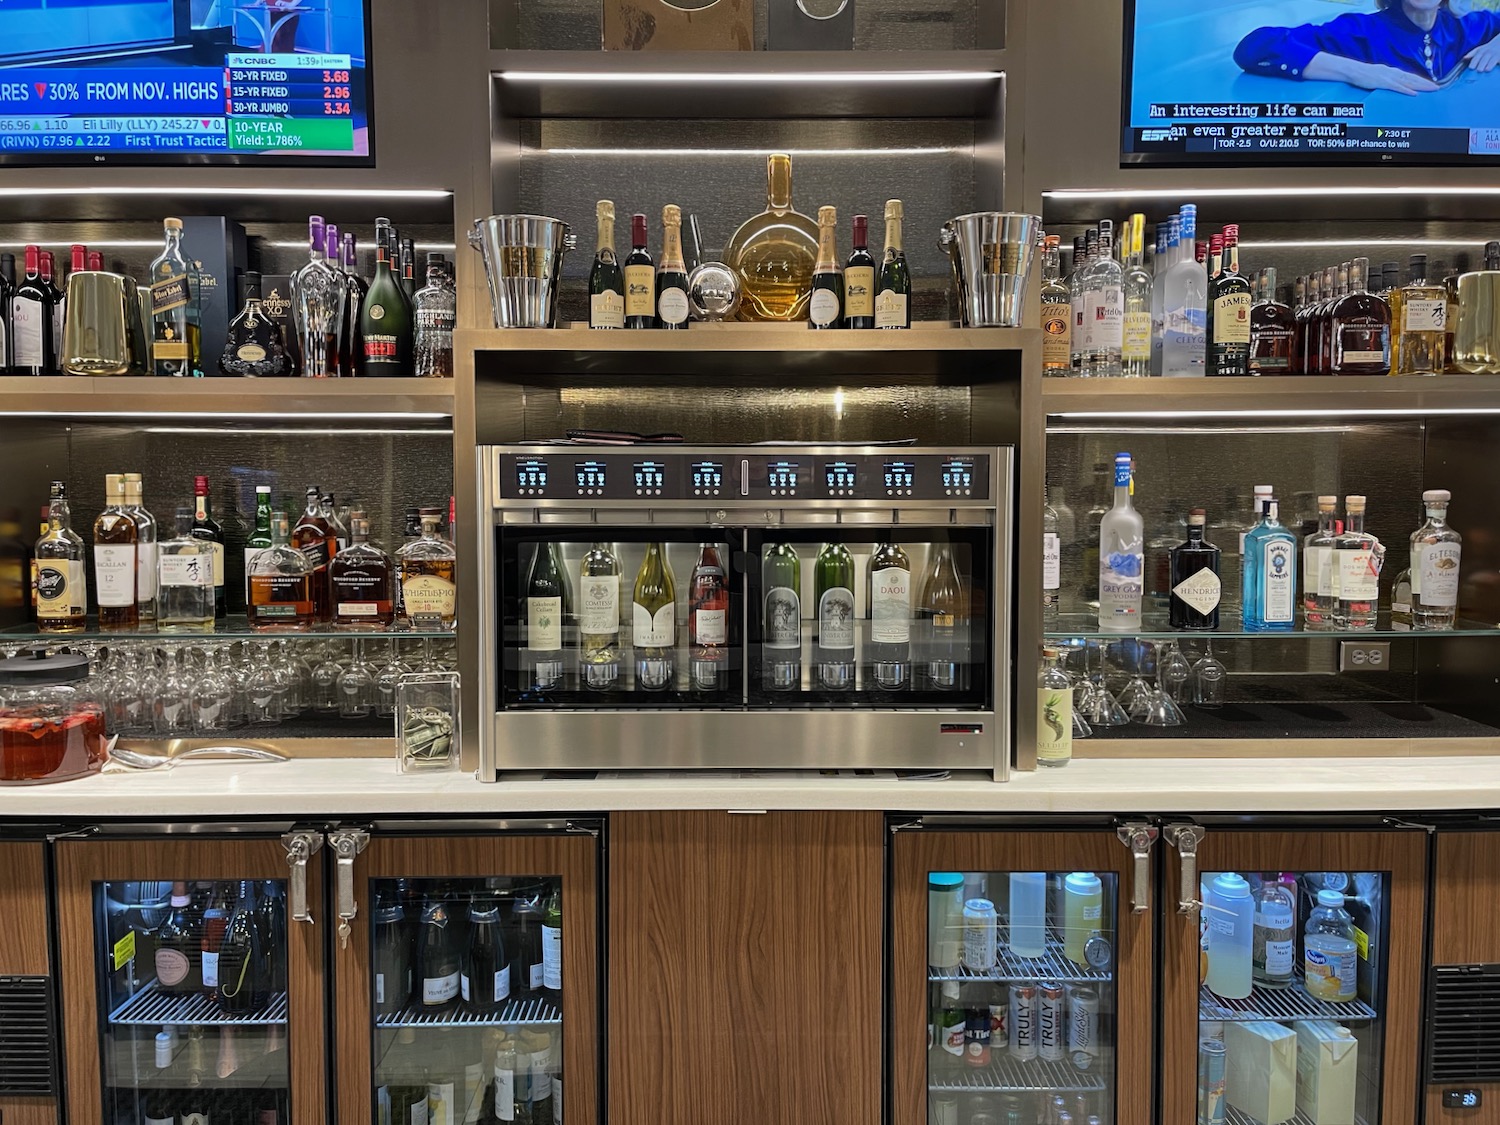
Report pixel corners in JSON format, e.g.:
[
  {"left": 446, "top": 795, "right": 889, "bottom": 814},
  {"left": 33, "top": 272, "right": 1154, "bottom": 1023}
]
[
  {"left": 35, "top": 480, "right": 86, "bottom": 632},
  {"left": 622, "top": 213, "right": 656, "bottom": 330},
  {"left": 655, "top": 204, "right": 691, "bottom": 330},
  {"left": 723, "top": 153, "right": 819, "bottom": 322},
  {"left": 1040, "top": 234, "right": 1072, "bottom": 376},
  {"left": 413, "top": 254, "right": 456, "bottom": 378},
  {"left": 1332, "top": 495, "right": 1381, "bottom": 630},
  {"left": 1037, "top": 647, "right": 1073, "bottom": 768},
  {"left": 588, "top": 200, "right": 625, "bottom": 330},
  {"left": 875, "top": 198, "right": 912, "bottom": 330},
  {"left": 578, "top": 542, "right": 622, "bottom": 690},
  {"left": 397, "top": 511, "right": 458, "bottom": 631},
  {"left": 808, "top": 205, "right": 843, "bottom": 330},
  {"left": 1394, "top": 253, "right": 1448, "bottom": 376},
  {"left": 329, "top": 511, "right": 395, "bottom": 629},
  {"left": 843, "top": 214, "right": 876, "bottom": 330},
  {"left": 157, "top": 506, "right": 215, "bottom": 633},
  {"left": 1410, "top": 488, "right": 1462, "bottom": 630},
  {"left": 219, "top": 272, "right": 292, "bottom": 378},
  {"left": 1302, "top": 495, "right": 1339, "bottom": 630}
]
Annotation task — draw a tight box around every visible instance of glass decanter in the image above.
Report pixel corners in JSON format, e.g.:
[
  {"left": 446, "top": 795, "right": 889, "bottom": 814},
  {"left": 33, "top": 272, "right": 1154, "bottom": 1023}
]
[{"left": 722, "top": 153, "right": 819, "bottom": 322}]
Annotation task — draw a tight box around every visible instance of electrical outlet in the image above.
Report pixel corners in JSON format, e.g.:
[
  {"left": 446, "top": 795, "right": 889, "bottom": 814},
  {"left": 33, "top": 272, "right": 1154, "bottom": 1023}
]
[{"left": 1340, "top": 641, "right": 1392, "bottom": 672}]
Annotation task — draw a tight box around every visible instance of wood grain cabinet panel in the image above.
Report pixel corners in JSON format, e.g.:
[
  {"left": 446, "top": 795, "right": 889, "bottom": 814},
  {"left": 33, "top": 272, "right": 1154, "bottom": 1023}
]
[
  {"left": 609, "top": 811, "right": 883, "bottom": 1125},
  {"left": 0, "top": 843, "right": 57, "bottom": 1125}
]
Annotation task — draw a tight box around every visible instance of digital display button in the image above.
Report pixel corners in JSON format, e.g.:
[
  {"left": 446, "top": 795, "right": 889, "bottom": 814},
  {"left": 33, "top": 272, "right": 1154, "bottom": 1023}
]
[
  {"left": 884, "top": 460, "right": 915, "bottom": 496},
  {"left": 941, "top": 457, "right": 976, "bottom": 497},
  {"left": 1443, "top": 1090, "right": 1482, "bottom": 1109},
  {"left": 824, "top": 460, "right": 857, "bottom": 495},
  {"left": 633, "top": 460, "right": 666, "bottom": 496},
  {"left": 691, "top": 460, "right": 725, "bottom": 496},
  {"left": 768, "top": 460, "right": 799, "bottom": 496},
  {"left": 575, "top": 459, "right": 606, "bottom": 495},
  {"left": 516, "top": 458, "right": 548, "bottom": 495}
]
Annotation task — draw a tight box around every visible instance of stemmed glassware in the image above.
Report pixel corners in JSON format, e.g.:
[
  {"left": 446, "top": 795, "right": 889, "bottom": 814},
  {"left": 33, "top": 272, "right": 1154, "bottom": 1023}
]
[
  {"left": 1193, "top": 640, "right": 1228, "bottom": 708},
  {"left": 1079, "top": 641, "right": 1129, "bottom": 728},
  {"left": 337, "top": 638, "right": 377, "bottom": 718},
  {"left": 190, "top": 645, "right": 233, "bottom": 734},
  {"left": 246, "top": 640, "right": 283, "bottom": 726},
  {"left": 1158, "top": 640, "right": 1193, "bottom": 706},
  {"left": 310, "top": 642, "right": 343, "bottom": 713},
  {"left": 153, "top": 647, "right": 193, "bottom": 738},
  {"left": 1119, "top": 642, "right": 1156, "bottom": 722},
  {"left": 377, "top": 641, "right": 414, "bottom": 718}
]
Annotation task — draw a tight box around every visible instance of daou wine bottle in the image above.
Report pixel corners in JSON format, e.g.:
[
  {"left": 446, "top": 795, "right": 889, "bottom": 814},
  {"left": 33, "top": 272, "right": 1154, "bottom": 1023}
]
[{"left": 867, "top": 540, "right": 911, "bottom": 689}]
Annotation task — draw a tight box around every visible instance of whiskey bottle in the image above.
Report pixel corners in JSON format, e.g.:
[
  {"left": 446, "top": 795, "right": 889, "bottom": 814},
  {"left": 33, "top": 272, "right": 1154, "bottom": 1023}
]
[
  {"left": 244, "top": 484, "right": 274, "bottom": 607},
  {"left": 122, "top": 474, "right": 157, "bottom": 626},
  {"left": 397, "top": 510, "right": 457, "bottom": 630},
  {"left": 723, "top": 153, "right": 819, "bottom": 322},
  {"left": 248, "top": 513, "right": 314, "bottom": 632},
  {"left": 11, "top": 245, "right": 54, "bottom": 377},
  {"left": 191, "top": 475, "right": 226, "bottom": 620},
  {"left": 1394, "top": 254, "right": 1447, "bottom": 376},
  {"left": 844, "top": 215, "right": 876, "bottom": 330},
  {"left": 808, "top": 205, "right": 843, "bottom": 331},
  {"left": 413, "top": 254, "right": 456, "bottom": 378},
  {"left": 219, "top": 273, "right": 292, "bottom": 378},
  {"left": 578, "top": 541, "right": 621, "bottom": 690},
  {"left": 588, "top": 200, "right": 625, "bottom": 330},
  {"left": 623, "top": 214, "right": 656, "bottom": 330},
  {"left": 632, "top": 542, "right": 676, "bottom": 691},
  {"left": 1249, "top": 267, "right": 1295, "bottom": 375},
  {"left": 1208, "top": 224, "right": 1252, "bottom": 377},
  {"left": 361, "top": 218, "right": 412, "bottom": 375},
  {"left": 93, "top": 473, "right": 139, "bottom": 632},
  {"left": 329, "top": 511, "right": 395, "bottom": 629},
  {"left": 341, "top": 232, "right": 367, "bottom": 378},
  {"left": 157, "top": 507, "right": 215, "bottom": 633},
  {"left": 293, "top": 486, "right": 336, "bottom": 622},
  {"left": 1040, "top": 234, "right": 1071, "bottom": 375},
  {"left": 289, "top": 215, "right": 348, "bottom": 379},
  {"left": 875, "top": 199, "right": 912, "bottom": 330},
  {"left": 655, "top": 204, "right": 691, "bottom": 330},
  {"left": 148, "top": 218, "right": 200, "bottom": 378},
  {"left": 688, "top": 542, "right": 729, "bottom": 693},
  {"left": 1330, "top": 258, "right": 1390, "bottom": 375},
  {"left": 321, "top": 492, "right": 350, "bottom": 552},
  {"left": 35, "top": 481, "right": 85, "bottom": 633}
]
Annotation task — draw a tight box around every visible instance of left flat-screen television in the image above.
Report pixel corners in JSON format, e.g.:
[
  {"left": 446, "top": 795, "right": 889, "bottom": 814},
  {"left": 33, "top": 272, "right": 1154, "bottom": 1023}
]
[{"left": 0, "top": 0, "right": 373, "bottom": 165}]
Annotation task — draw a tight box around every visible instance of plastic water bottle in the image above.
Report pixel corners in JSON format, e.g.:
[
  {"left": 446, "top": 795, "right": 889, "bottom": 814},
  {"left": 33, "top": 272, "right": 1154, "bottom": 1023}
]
[{"left": 1204, "top": 872, "right": 1254, "bottom": 1000}]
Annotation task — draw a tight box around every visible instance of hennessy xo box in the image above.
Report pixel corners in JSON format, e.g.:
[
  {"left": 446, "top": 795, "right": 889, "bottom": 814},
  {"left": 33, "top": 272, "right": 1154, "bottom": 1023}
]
[
  {"left": 257, "top": 274, "right": 298, "bottom": 369},
  {"left": 180, "top": 217, "right": 247, "bottom": 376}
]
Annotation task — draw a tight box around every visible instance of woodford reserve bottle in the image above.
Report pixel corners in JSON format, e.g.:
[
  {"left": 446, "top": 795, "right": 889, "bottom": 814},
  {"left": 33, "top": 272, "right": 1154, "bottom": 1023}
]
[{"left": 329, "top": 511, "right": 396, "bottom": 629}]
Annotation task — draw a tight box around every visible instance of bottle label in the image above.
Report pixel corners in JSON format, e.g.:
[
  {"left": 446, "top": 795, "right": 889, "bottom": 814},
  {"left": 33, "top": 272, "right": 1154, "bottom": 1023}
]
[
  {"left": 1337, "top": 549, "right": 1380, "bottom": 601},
  {"left": 182, "top": 1115, "right": 210, "bottom": 1125},
  {"left": 1042, "top": 535, "right": 1060, "bottom": 593},
  {"left": 403, "top": 574, "right": 456, "bottom": 619},
  {"left": 1249, "top": 328, "right": 1293, "bottom": 373},
  {"left": 1099, "top": 551, "right": 1144, "bottom": 622},
  {"left": 11, "top": 298, "right": 43, "bottom": 366},
  {"left": 871, "top": 566, "right": 911, "bottom": 643},
  {"left": 1082, "top": 284, "right": 1124, "bottom": 352},
  {"left": 844, "top": 266, "right": 875, "bottom": 317},
  {"left": 300, "top": 538, "right": 331, "bottom": 569},
  {"left": 1404, "top": 297, "right": 1447, "bottom": 333},
  {"left": 1303, "top": 544, "right": 1328, "bottom": 597},
  {"left": 159, "top": 552, "right": 213, "bottom": 588},
  {"left": 1042, "top": 301, "right": 1071, "bottom": 367},
  {"left": 1418, "top": 542, "right": 1460, "bottom": 607},
  {"left": 531, "top": 1045, "right": 553, "bottom": 1101},
  {"left": 764, "top": 587, "right": 801, "bottom": 649},
  {"left": 364, "top": 334, "right": 401, "bottom": 365},
  {"left": 874, "top": 289, "right": 907, "bottom": 329},
  {"left": 809, "top": 288, "right": 841, "bottom": 327},
  {"left": 657, "top": 286, "right": 690, "bottom": 325},
  {"left": 237, "top": 343, "right": 268, "bottom": 362},
  {"left": 555, "top": 1076, "right": 563, "bottom": 1125},
  {"left": 1121, "top": 311, "right": 1152, "bottom": 360},
  {"left": 1263, "top": 938, "right": 1293, "bottom": 976},
  {"left": 137, "top": 543, "right": 157, "bottom": 601},
  {"left": 155, "top": 946, "right": 191, "bottom": 987},
  {"left": 461, "top": 973, "right": 469, "bottom": 1002},
  {"left": 632, "top": 601, "right": 675, "bottom": 647},
  {"left": 210, "top": 541, "right": 224, "bottom": 587},
  {"left": 530, "top": 962, "right": 543, "bottom": 990},
  {"left": 623, "top": 265, "right": 655, "bottom": 317},
  {"left": 36, "top": 560, "right": 85, "bottom": 618},
  {"left": 494, "top": 965, "right": 511, "bottom": 1001},
  {"left": 407, "top": 1100, "right": 429, "bottom": 1125},
  {"left": 542, "top": 923, "right": 562, "bottom": 990},
  {"left": 94, "top": 545, "right": 136, "bottom": 607},
  {"left": 1262, "top": 540, "right": 1296, "bottom": 622},
  {"left": 817, "top": 586, "right": 855, "bottom": 650},
  {"left": 153, "top": 338, "right": 189, "bottom": 361},
  {"left": 1213, "top": 292, "right": 1252, "bottom": 344},
  {"left": 527, "top": 596, "right": 563, "bottom": 651},
  {"left": 376, "top": 973, "right": 385, "bottom": 1005},
  {"left": 1037, "top": 686, "right": 1072, "bottom": 763},
  {"left": 694, "top": 608, "right": 727, "bottom": 645},
  {"left": 151, "top": 275, "right": 189, "bottom": 314},
  {"left": 202, "top": 951, "right": 220, "bottom": 990},
  {"left": 422, "top": 970, "right": 459, "bottom": 1005},
  {"left": 590, "top": 290, "right": 624, "bottom": 329},
  {"left": 494, "top": 1065, "right": 515, "bottom": 1121},
  {"left": 1171, "top": 567, "right": 1221, "bottom": 616},
  {"left": 578, "top": 576, "right": 619, "bottom": 636}
]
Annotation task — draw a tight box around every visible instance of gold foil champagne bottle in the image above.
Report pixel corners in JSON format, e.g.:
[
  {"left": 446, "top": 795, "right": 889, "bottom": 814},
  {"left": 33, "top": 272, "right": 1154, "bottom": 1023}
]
[{"left": 723, "top": 153, "right": 819, "bottom": 322}]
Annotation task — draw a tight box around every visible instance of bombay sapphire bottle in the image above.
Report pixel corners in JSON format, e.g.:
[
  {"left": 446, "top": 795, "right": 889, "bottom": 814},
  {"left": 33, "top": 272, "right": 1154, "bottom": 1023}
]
[{"left": 289, "top": 215, "right": 347, "bottom": 378}]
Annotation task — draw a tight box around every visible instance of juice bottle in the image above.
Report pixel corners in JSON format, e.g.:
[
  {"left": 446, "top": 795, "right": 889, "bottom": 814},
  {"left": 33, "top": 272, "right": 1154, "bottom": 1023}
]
[{"left": 1304, "top": 889, "right": 1358, "bottom": 1002}]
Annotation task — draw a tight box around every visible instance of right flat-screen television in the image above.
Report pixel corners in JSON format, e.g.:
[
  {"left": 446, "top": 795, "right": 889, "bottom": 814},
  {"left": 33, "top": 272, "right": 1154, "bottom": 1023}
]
[{"left": 1122, "top": 0, "right": 1500, "bottom": 164}]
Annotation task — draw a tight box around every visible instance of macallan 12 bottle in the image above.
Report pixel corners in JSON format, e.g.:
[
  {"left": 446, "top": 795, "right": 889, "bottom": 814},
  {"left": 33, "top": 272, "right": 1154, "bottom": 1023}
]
[{"left": 93, "top": 474, "right": 139, "bottom": 632}]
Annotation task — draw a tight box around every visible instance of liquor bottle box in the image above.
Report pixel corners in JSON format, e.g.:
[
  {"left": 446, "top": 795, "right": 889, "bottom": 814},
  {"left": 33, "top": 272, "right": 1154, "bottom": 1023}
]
[
  {"left": 257, "top": 274, "right": 299, "bottom": 369},
  {"left": 180, "top": 217, "right": 247, "bottom": 378}
]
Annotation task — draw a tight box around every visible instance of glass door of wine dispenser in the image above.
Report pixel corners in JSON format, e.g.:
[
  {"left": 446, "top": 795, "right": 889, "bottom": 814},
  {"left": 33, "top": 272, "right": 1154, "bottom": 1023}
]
[{"left": 56, "top": 836, "right": 323, "bottom": 1125}]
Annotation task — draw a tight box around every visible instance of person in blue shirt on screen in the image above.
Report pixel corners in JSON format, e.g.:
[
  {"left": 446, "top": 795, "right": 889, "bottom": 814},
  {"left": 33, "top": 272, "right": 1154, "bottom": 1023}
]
[{"left": 1235, "top": 0, "right": 1500, "bottom": 94}]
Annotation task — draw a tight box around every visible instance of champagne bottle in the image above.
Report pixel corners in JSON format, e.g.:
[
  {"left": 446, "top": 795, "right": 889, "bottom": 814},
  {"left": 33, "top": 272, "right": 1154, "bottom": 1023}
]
[
  {"left": 875, "top": 199, "right": 912, "bottom": 330},
  {"left": 541, "top": 881, "right": 562, "bottom": 996},
  {"left": 919, "top": 542, "right": 969, "bottom": 690},
  {"left": 867, "top": 540, "right": 912, "bottom": 689},
  {"left": 525, "top": 542, "right": 570, "bottom": 691},
  {"left": 462, "top": 896, "right": 510, "bottom": 1015},
  {"left": 808, "top": 205, "right": 843, "bottom": 330},
  {"left": 762, "top": 543, "right": 801, "bottom": 691},
  {"left": 814, "top": 541, "right": 855, "bottom": 690},
  {"left": 418, "top": 893, "right": 461, "bottom": 1014},
  {"left": 623, "top": 213, "right": 655, "bottom": 331},
  {"left": 588, "top": 201, "right": 625, "bottom": 329},
  {"left": 632, "top": 542, "right": 676, "bottom": 691},
  {"left": 655, "top": 205, "right": 690, "bottom": 330},
  {"left": 578, "top": 542, "right": 621, "bottom": 690},
  {"left": 844, "top": 214, "right": 876, "bottom": 329},
  {"left": 688, "top": 543, "right": 729, "bottom": 692},
  {"left": 218, "top": 881, "right": 269, "bottom": 1015}
]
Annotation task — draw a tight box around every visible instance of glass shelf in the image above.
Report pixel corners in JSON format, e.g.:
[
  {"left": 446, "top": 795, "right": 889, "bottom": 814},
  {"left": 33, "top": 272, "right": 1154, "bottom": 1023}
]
[
  {"left": 109, "top": 982, "right": 288, "bottom": 1027},
  {"left": 1199, "top": 981, "right": 1378, "bottom": 1024},
  {"left": 930, "top": 935, "right": 1112, "bottom": 985},
  {"left": 929, "top": 1056, "right": 1109, "bottom": 1094},
  {"left": 1045, "top": 610, "right": 1497, "bottom": 641},
  {"left": 2, "top": 617, "right": 455, "bottom": 644},
  {"left": 375, "top": 995, "right": 561, "bottom": 1029}
]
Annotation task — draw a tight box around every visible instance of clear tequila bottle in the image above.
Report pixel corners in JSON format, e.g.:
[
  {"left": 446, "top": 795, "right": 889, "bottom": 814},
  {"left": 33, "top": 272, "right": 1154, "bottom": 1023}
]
[
  {"left": 1302, "top": 495, "right": 1339, "bottom": 630},
  {"left": 1332, "top": 495, "right": 1381, "bottom": 630},
  {"left": 1410, "top": 488, "right": 1461, "bottom": 630}
]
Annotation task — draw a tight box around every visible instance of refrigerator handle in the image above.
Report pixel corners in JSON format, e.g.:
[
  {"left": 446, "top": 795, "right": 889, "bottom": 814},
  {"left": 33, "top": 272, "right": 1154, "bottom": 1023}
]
[
  {"left": 1163, "top": 823, "right": 1207, "bottom": 915},
  {"left": 281, "top": 831, "right": 325, "bottom": 926},
  {"left": 1116, "top": 822, "right": 1159, "bottom": 914},
  {"left": 328, "top": 828, "right": 371, "bottom": 950}
]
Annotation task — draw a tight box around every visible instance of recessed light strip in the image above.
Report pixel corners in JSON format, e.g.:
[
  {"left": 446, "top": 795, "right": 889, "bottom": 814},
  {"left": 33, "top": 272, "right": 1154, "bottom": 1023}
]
[
  {"left": 1052, "top": 407, "right": 1500, "bottom": 420},
  {"left": 542, "top": 146, "right": 962, "bottom": 158},
  {"left": 1045, "top": 186, "right": 1500, "bottom": 201},
  {"left": 1239, "top": 239, "right": 1484, "bottom": 250},
  {"left": 0, "top": 411, "right": 453, "bottom": 423},
  {"left": 501, "top": 69, "right": 999, "bottom": 84},
  {"left": 0, "top": 187, "right": 451, "bottom": 200}
]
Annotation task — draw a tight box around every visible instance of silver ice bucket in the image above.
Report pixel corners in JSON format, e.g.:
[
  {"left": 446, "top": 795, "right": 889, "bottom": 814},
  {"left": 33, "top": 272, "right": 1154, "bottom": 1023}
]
[
  {"left": 468, "top": 214, "right": 577, "bottom": 329},
  {"left": 938, "top": 212, "right": 1041, "bottom": 328}
]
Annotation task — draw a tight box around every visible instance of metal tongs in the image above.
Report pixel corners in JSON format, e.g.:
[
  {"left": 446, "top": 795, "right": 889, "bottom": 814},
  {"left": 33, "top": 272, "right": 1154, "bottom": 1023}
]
[{"left": 108, "top": 743, "right": 289, "bottom": 770}]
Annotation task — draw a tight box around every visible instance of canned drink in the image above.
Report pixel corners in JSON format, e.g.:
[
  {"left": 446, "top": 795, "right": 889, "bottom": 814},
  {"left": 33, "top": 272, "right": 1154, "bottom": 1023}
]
[
  {"left": 963, "top": 898, "right": 998, "bottom": 971},
  {"left": 1198, "top": 1037, "right": 1227, "bottom": 1125},
  {"left": 1068, "top": 986, "right": 1100, "bottom": 1069},
  {"left": 931, "top": 1095, "right": 959, "bottom": 1125},
  {"left": 964, "top": 1007, "right": 992, "bottom": 1068},
  {"left": 988, "top": 990, "right": 1008, "bottom": 1054},
  {"left": 1072, "top": 1094, "right": 1090, "bottom": 1121},
  {"left": 1008, "top": 983, "right": 1037, "bottom": 1061},
  {"left": 1038, "top": 984, "right": 1066, "bottom": 1062}
]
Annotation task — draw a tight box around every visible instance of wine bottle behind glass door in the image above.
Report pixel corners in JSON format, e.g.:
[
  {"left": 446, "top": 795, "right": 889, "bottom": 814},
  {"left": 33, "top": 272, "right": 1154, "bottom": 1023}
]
[
  {"left": 867, "top": 540, "right": 911, "bottom": 690},
  {"left": 919, "top": 542, "right": 968, "bottom": 690},
  {"left": 688, "top": 543, "right": 729, "bottom": 693},
  {"left": 463, "top": 896, "right": 510, "bottom": 1015},
  {"left": 512, "top": 887, "right": 545, "bottom": 1001},
  {"left": 218, "top": 880, "right": 270, "bottom": 1014},
  {"left": 155, "top": 881, "right": 200, "bottom": 995},
  {"left": 373, "top": 885, "right": 411, "bottom": 1016},
  {"left": 578, "top": 542, "right": 622, "bottom": 690},
  {"left": 525, "top": 542, "right": 570, "bottom": 691},
  {"left": 418, "top": 892, "right": 461, "bottom": 1014},
  {"left": 542, "top": 881, "right": 562, "bottom": 998},
  {"left": 762, "top": 543, "right": 802, "bottom": 691},
  {"left": 632, "top": 542, "right": 676, "bottom": 691},
  {"left": 814, "top": 541, "right": 855, "bottom": 690}
]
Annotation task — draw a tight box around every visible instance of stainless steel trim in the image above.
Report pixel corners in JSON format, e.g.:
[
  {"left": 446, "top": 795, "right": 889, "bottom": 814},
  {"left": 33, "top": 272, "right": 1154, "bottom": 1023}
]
[
  {"left": 281, "top": 831, "right": 324, "bottom": 926},
  {"left": 1117, "top": 822, "right": 1159, "bottom": 915},
  {"left": 329, "top": 827, "right": 371, "bottom": 950},
  {"left": 1163, "top": 823, "right": 1207, "bottom": 916},
  {"left": 366, "top": 819, "right": 577, "bottom": 834}
]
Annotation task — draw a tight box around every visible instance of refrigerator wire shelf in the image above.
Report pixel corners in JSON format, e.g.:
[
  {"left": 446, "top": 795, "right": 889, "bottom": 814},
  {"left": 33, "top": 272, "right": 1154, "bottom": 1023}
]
[
  {"left": 1200, "top": 981, "right": 1378, "bottom": 1023},
  {"left": 376, "top": 995, "right": 562, "bottom": 1028},
  {"left": 1225, "top": 1108, "right": 1370, "bottom": 1125},
  {"left": 930, "top": 936, "right": 1113, "bottom": 985},
  {"left": 929, "top": 1055, "right": 1108, "bottom": 1094},
  {"left": 109, "top": 982, "right": 288, "bottom": 1027}
]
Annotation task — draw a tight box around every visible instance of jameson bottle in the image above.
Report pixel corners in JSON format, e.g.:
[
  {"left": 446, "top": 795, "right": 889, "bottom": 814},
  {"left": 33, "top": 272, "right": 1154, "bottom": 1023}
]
[
  {"left": 623, "top": 213, "right": 656, "bottom": 330},
  {"left": 808, "top": 205, "right": 843, "bottom": 330},
  {"left": 655, "top": 204, "right": 691, "bottom": 330},
  {"left": 875, "top": 199, "right": 912, "bottom": 329},
  {"left": 844, "top": 214, "right": 876, "bottom": 329},
  {"left": 867, "top": 540, "right": 911, "bottom": 689},
  {"left": 525, "top": 542, "right": 570, "bottom": 691},
  {"left": 588, "top": 200, "right": 625, "bottom": 329},
  {"left": 762, "top": 542, "right": 802, "bottom": 690},
  {"left": 361, "top": 218, "right": 412, "bottom": 374},
  {"left": 578, "top": 542, "right": 622, "bottom": 690},
  {"left": 814, "top": 541, "right": 855, "bottom": 690},
  {"left": 632, "top": 542, "right": 676, "bottom": 691}
]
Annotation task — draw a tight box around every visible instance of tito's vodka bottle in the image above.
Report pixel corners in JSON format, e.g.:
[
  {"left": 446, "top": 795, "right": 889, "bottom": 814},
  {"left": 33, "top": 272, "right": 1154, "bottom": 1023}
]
[
  {"left": 1080, "top": 219, "right": 1124, "bottom": 377},
  {"left": 290, "top": 216, "right": 348, "bottom": 378},
  {"left": 1097, "top": 453, "right": 1144, "bottom": 631}
]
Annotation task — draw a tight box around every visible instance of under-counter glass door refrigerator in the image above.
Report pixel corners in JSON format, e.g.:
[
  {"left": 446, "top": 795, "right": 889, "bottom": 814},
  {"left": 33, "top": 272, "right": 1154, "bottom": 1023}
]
[
  {"left": 1161, "top": 823, "right": 1427, "bottom": 1125},
  {"left": 56, "top": 827, "right": 325, "bottom": 1125},
  {"left": 329, "top": 819, "right": 600, "bottom": 1125},
  {"left": 892, "top": 819, "right": 1156, "bottom": 1125}
]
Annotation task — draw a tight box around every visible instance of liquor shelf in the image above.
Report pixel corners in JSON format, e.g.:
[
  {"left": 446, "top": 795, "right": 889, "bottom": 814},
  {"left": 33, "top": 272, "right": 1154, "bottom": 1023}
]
[
  {"left": 929, "top": 936, "right": 1112, "bottom": 986},
  {"left": 109, "top": 982, "right": 288, "bottom": 1027},
  {"left": 1040, "top": 375, "right": 1500, "bottom": 419},
  {"left": 462, "top": 323, "right": 1037, "bottom": 355},
  {"left": 927, "top": 1055, "right": 1108, "bottom": 1094},
  {"left": 374, "top": 995, "right": 561, "bottom": 1029},
  {"left": 0, "top": 376, "right": 454, "bottom": 418},
  {"left": 1044, "top": 612, "right": 1499, "bottom": 640},
  {"left": 1199, "top": 982, "right": 1378, "bottom": 1026},
  {"left": 0, "top": 617, "right": 456, "bottom": 643}
]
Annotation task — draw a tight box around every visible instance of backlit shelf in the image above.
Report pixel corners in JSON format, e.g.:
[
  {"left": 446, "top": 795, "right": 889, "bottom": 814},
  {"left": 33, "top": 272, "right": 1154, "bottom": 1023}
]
[
  {"left": 929, "top": 1055, "right": 1108, "bottom": 1094},
  {"left": 110, "top": 982, "right": 287, "bottom": 1027},
  {"left": 1200, "top": 981, "right": 1377, "bottom": 1024},
  {"left": 375, "top": 995, "right": 561, "bottom": 1028},
  {"left": 1041, "top": 374, "right": 1500, "bottom": 418}
]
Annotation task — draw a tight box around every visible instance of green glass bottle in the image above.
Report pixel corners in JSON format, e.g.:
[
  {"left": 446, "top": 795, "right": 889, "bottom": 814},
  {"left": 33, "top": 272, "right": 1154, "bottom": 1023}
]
[
  {"left": 762, "top": 542, "right": 801, "bottom": 691},
  {"left": 808, "top": 205, "right": 844, "bottom": 330},
  {"left": 632, "top": 542, "right": 676, "bottom": 691},
  {"left": 587, "top": 201, "right": 625, "bottom": 330},
  {"left": 875, "top": 198, "right": 912, "bottom": 330},
  {"left": 243, "top": 484, "right": 274, "bottom": 610},
  {"left": 360, "top": 218, "right": 413, "bottom": 375},
  {"left": 814, "top": 542, "right": 855, "bottom": 690},
  {"left": 524, "top": 542, "right": 570, "bottom": 691}
]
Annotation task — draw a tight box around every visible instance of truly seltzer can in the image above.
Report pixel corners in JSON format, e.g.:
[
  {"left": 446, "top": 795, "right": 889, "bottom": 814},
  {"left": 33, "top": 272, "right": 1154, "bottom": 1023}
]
[
  {"left": 1068, "top": 986, "right": 1100, "bottom": 1069},
  {"left": 1009, "top": 983, "right": 1037, "bottom": 1061},
  {"left": 1038, "top": 983, "right": 1066, "bottom": 1062}
]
